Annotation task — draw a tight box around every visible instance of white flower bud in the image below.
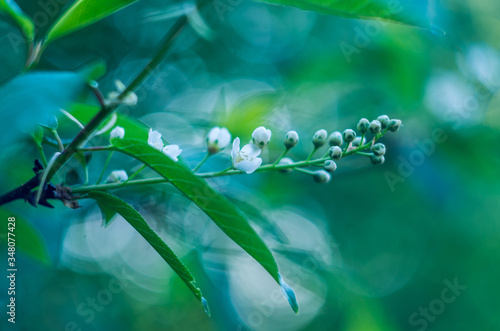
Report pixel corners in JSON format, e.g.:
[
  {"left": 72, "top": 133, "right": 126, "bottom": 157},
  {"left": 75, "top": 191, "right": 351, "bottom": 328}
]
[
  {"left": 278, "top": 157, "right": 294, "bottom": 174},
  {"left": 371, "top": 143, "right": 386, "bottom": 156},
  {"left": 357, "top": 118, "right": 370, "bottom": 134},
  {"left": 312, "top": 129, "right": 328, "bottom": 148},
  {"left": 106, "top": 170, "right": 128, "bottom": 183},
  {"left": 352, "top": 137, "right": 366, "bottom": 147},
  {"left": 313, "top": 170, "right": 331, "bottom": 183},
  {"left": 284, "top": 131, "right": 299, "bottom": 149},
  {"left": 207, "top": 127, "right": 231, "bottom": 154},
  {"left": 328, "top": 131, "right": 343, "bottom": 146},
  {"left": 324, "top": 160, "right": 337, "bottom": 173},
  {"left": 110, "top": 126, "right": 125, "bottom": 141},
  {"left": 371, "top": 154, "right": 385, "bottom": 165},
  {"left": 343, "top": 129, "right": 356, "bottom": 143},
  {"left": 252, "top": 126, "right": 272, "bottom": 148},
  {"left": 388, "top": 119, "right": 402, "bottom": 132},
  {"left": 369, "top": 120, "right": 382, "bottom": 134},
  {"left": 377, "top": 115, "right": 390, "bottom": 129},
  {"left": 329, "top": 146, "right": 343, "bottom": 160}
]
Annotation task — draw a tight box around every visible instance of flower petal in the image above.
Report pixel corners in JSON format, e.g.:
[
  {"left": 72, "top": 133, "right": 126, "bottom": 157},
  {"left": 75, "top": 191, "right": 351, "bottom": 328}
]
[
  {"left": 163, "top": 145, "right": 182, "bottom": 162},
  {"left": 235, "top": 158, "right": 262, "bottom": 174},
  {"left": 148, "top": 129, "right": 164, "bottom": 151},
  {"left": 218, "top": 127, "right": 231, "bottom": 149},
  {"left": 231, "top": 137, "right": 240, "bottom": 164},
  {"left": 240, "top": 143, "right": 262, "bottom": 159}
]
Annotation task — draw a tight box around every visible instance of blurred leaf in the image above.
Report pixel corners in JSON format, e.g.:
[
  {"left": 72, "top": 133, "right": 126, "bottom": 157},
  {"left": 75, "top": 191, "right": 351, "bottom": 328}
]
[
  {"left": 0, "top": 0, "right": 34, "bottom": 41},
  {"left": 0, "top": 72, "right": 87, "bottom": 150},
  {"left": 86, "top": 191, "right": 208, "bottom": 312},
  {"left": 111, "top": 138, "right": 298, "bottom": 311},
  {"left": 257, "top": 0, "right": 434, "bottom": 29},
  {"left": 64, "top": 103, "right": 150, "bottom": 140},
  {"left": 45, "top": 0, "right": 138, "bottom": 44},
  {"left": 0, "top": 208, "right": 51, "bottom": 265},
  {"left": 220, "top": 91, "right": 282, "bottom": 138},
  {"left": 32, "top": 126, "right": 44, "bottom": 147}
]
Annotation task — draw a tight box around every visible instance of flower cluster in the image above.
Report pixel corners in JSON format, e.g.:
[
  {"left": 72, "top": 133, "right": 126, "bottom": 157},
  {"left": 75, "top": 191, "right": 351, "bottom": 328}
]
[
  {"left": 191, "top": 115, "right": 401, "bottom": 182},
  {"left": 107, "top": 116, "right": 401, "bottom": 184}
]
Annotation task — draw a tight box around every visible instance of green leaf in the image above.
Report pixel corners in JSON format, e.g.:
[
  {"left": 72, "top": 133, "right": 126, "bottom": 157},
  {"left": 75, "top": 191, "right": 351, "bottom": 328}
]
[
  {"left": 62, "top": 103, "right": 150, "bottom": 140},
  {"left": 45, "top": 0, "right": 139, "bottom": 44},
  {"left": 256, "top": 0, "right": 435, "bottom": 29},
  {"left": 0, "top": 208, "right": 51, "bottom": 265},
  {"left": 0, "top": 0, "right": 34, "bottom": 41},
  {"left": 86, "top": 191, "right": 209, "bottom": 313},
  {"left": 111, "top": 138, "right": 299, "bottom": 312},
  {"left": 0, "top": 63, "right": 104, "bottom": 150}
]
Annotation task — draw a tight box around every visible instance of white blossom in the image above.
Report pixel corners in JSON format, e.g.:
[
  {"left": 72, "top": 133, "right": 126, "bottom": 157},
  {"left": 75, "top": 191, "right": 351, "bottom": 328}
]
[
  {"left": 252, "top": 126, "right": 272, "bottom": 148},
  {"left": 148, "top": 129, "right": 182, "bottom": 162},
  {"left": 207, "top": 127, "right": 231, "bottom": 154},
  {"left": 110, "top": 126, "right": 125, "bottom": 140},
  {"left": 231, "top": 137, "right": 262, "bottom": 174},
  {"left": 108, "top": 79, "right": 138, "bottom": 106},
  {"left": 106, "top": 170, "right": 128, "bottom": 183}
]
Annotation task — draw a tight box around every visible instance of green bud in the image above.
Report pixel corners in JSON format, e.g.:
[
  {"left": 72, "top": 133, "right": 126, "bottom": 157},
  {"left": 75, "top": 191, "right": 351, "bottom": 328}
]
[
  {"left": 357, "top": 118, "right": 370, "bottom": 134},
  {"left": 313, "top": 170, "right": 331, "bottom": 183},
  {"left": 329, "top": 146, "right": 343, "bottom": 160},
  {"left": 343, "top": 129, "right": 356, "bottom": 143},
  {"left": 388, "top": 119, "right": 402, "bottom": 132},
  {"left": 377, "top": 115, "right": 390, "bottom": 129},
  {"left": 278, "top": 157, "right": 294, "bottom": 174},
  {"left": 284, "top": 131, "right": 299, "bottom": 149},
  {"left": 371, "top": 154, "right": 385, "bottom": 165},
  {"left": 352, "top": 137, "right": 366, "bottom": 147},
  {"left": 369, "top": 120, "right": 381, "bottom": 134},
  {"left": 312, "top": 129, "right": 328, "bottom": 148},
  {"left": 328, "top": 131, "right": 343, "bottom": 146},
  {"left": 371, "top": 143, "right": 386, "bottom": 156},
  {"left": 324, "top": 160, "right": 337, "bottom": 173}
]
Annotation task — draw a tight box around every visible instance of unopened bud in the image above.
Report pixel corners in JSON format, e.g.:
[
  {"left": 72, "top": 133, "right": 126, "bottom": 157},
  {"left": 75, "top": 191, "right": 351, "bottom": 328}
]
[
  {"left": 371, "top": 154, "right": 385, "bottom": 165},
  {"left": 329, "top": 146, "right": 343, "bottom": 160},
  {"left": 284, "top": 131, "right": 299, "bottom": 149},
  {"left": 377, "top": 115, "right": 390, "bottom": 129},
  {"left": 312, "top": 129, "right": 328, "bottom": 148},
  {"left": 369, "top": 120, "right": 381, "bottom": 134},
  {"left": 313, "top": 170, "right": 331, "bottom": 183},
  {"left": 278, "top": 157, "right": 294, "bottom": 174},
  {"left": 343, "top": 129, "right": 356, "bottom": 143},
  {"left": 328, "top": 131, "right": 343, "bottom": 146},
  {"left": 324, "top": 160, "right": 337, "bottom": 173},
  {"left": 388, "top": 119, "right": 402, "bottom": 132},
  {"left": 371, "top": 143, "right": 386, "bottom": 156},
  {"left": 357, "top": 118, "right": 370, "bottom": 134}
]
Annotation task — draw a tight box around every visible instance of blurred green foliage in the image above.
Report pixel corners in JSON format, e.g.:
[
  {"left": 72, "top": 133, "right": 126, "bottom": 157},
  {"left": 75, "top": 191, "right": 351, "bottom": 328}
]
[{"left": 1, "top": 0, "right": 500, "bottom": 330}]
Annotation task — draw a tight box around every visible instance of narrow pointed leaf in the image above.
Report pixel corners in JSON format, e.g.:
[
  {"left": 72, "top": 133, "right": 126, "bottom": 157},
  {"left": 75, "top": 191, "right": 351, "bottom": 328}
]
[
  {"left": 110, "top": 138, "right": 298, "bottom": 312},
  {"left": 0, "top": 0, "right": 34, "bottom": 41},
  {"left": 256, "top": 0, "right": 435, "bottom": 30},
  {"left": 45, "top": 0, "right": 138, "bottom": 44},
  {"left": 113, "top": 139, "right": 281, "bottom": 279},
  {"left": 86, "top": 191, "right": 208, "bottom": 311}
]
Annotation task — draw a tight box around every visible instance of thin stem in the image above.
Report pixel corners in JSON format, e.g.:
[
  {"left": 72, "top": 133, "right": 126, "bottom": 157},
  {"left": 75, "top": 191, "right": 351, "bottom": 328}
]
[
  {"left": 192, "top": 153, "right": 210, "bottom": 173},
  {"left": 356, "top": 152, "right": 373, "bottom": 157},
  {"left": 43, "top": 10, "right": 193, "bottom": 185},
  {"left": 80, "top": 146, "right": 113, "bottom": 152},
  {"left": 272, "top": 149, "right": 289, "bottom": 166},
  {"left": 36, "top": 145, "right": 48, "bottom": 168},
  {"left": 52, "top": 130, "right": 65, "bottom": 152},
  {"left": 305, "top": 147, "right": 318, "bottom": 162},
  {"left": 96, "top": 151, "right": 114, "bottom": 184},
  {"left": 123, "top": 165, "right": 147, "bottom": 184}
]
